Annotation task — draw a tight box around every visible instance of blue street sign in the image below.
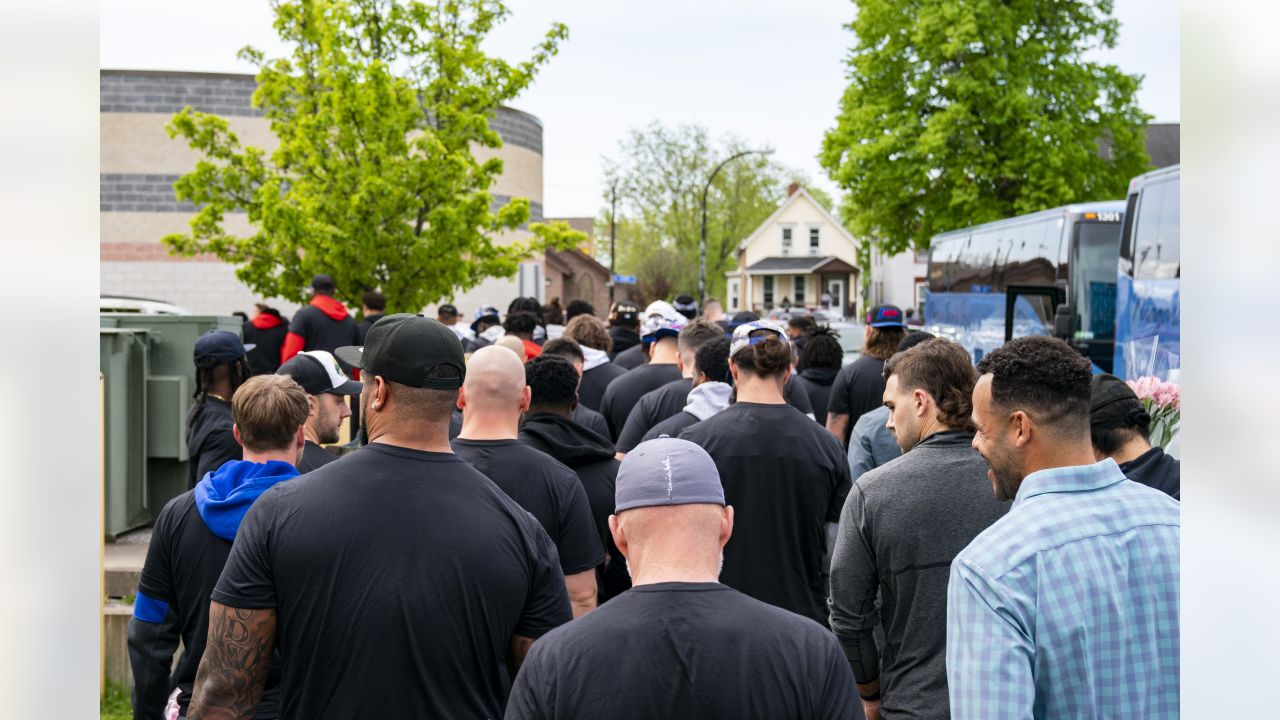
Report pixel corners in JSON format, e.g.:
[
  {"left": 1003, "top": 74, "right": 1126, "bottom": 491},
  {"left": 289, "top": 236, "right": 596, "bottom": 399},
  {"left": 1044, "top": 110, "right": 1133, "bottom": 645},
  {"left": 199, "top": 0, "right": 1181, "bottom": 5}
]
[{"left": 612, "top": 274, "right": 637, "bottom": 285}]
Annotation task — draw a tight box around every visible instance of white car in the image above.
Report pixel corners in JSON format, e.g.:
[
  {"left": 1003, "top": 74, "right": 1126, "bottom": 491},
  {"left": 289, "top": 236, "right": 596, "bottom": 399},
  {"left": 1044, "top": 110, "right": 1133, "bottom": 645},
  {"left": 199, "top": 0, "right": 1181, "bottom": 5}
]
[
  {"left": 825, "top": 322, "right": 865, "bottom": 365},
  {"left": 100, "top": 295, "right": 191, "bottom": 315}
]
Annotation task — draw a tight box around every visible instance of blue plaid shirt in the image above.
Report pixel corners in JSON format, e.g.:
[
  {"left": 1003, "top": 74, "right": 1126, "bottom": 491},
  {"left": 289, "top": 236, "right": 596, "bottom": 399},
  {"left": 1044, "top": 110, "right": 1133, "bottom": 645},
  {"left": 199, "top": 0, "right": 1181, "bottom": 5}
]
[{"left": 946, "top": 459, "right": 1180, "bottom": 719}]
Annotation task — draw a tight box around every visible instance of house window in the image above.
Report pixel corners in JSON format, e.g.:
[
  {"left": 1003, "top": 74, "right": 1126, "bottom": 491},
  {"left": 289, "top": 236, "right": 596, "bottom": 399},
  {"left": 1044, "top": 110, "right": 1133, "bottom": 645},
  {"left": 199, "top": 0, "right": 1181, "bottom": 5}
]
[
  {"left": 808, "top": 227, "right": 820, "bottom": 255},
  {"left": 781, "top": 227, "right": 792, "bottom": 255},
  {"left": 794, "top": 276, "right": 805, "bottom": 305},
  {"left": 729, "top": 279, "right": 740, "bottom": 311},
  {"left": 763, "top": 275, "right": 774, "bottom": 305}
]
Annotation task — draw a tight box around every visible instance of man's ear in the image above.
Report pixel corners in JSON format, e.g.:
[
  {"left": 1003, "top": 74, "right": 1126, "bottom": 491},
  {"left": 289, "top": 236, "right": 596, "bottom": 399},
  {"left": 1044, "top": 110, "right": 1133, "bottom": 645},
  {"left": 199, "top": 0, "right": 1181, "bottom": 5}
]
[
  {"left": 295, "top": 425, "right": 306, "bottom": 450},
  {"left": 720, "top": 506, "right": 734, "bottom": 548},
  {"left": 608, "top": 515, "right": 629, "bottom": 560},
  {"left": 232, "top": 424, "right": 244, "bottom": 448},
  {"left": 457, "top": 384, "right": 469, "bottom": 410},
  {"left": 1011, "top": 410, "right": 1033, "bottom": 448},
  {"left": 519, "top": 385, "right": 532, "bottom": 413},
  {"left": 913, "top": 388, "right": 931, "bottom": 418}
]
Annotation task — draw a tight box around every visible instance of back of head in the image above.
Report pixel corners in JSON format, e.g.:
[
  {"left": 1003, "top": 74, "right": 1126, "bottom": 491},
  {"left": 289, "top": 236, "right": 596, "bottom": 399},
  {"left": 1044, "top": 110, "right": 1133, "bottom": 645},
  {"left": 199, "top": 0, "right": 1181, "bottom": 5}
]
[
  {"left": 311, "top": 273, "right": 336, "bottom": 296},
  {"left": 976, "top": 336, "right": 1092, "bottom": 438},
  {"left": 672, "top": 294, "right": 699, "bottom": 320},
  {"left": 695, "top": 337, "right": 732, "bottom": 384},
  {"left": 565, "top": 314, "right": 613, "bottom": 352},
  {"left": 565, "top": 299, "right": 595, "bottom": 321},
  {"left": 614, "top": 438, "right": 727, "bottom": 558},
  {"left": 788, "top": 315, "right": 816, "bottom": 335},
  {"left": 799, "top": 327, "right": 843, "bottom": 371},
  {"left": 495, "top": 335, "right": 528, "bottom": 359},
  {"left": 542, "top": 299, "right": 565, "bottom": 327},
  {"left": 1090, "top": 374, "right": 1151, "bottom": 456},
  {"left": 610, "top": 301, "right": 641, "bottom": 329},
  {"left": 526, "top": 355, "right": 580, "bottom": 413},
  {"left": 897, "top": 329, "right": 934, "bottom": 353},
  {"left": 883, "top": 338, "right": 977, "bottom": 431},
  {"left": 541, "top": 337, "right": 585, "bottom": 367},
  {"left": 508, "top": 296, "right": 542, "bottom": 316},
  {"left": 231, "top": 375, "right": 311, "bottom": 453},
  {"left": 464, "top": 345, "right": 528, "bottom": 412},
  {"left": 864, "top": 326, "right": 908, "bottom": 360},
  {"left": 503, "top": 311, "right": 540, "bottom": 338},
  {"left": 731, "top": 335, "right": 792, "bottom": 379},
  {"left": 362, "top": 290, "right": 386, "bottom": 312},
  {"left": 678, "top": 318, "right": 726, "bottom": 357}
]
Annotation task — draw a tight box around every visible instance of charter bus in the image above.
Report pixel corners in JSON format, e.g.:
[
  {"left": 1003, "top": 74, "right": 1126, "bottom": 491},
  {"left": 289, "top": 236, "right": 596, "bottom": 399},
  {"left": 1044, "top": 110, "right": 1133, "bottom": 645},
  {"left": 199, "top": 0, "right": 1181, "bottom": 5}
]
[
  {"left": 1113, "top": 164, "right": 1180, "bottom": 381},
  {"left": 924, "top": 201, "right": 1126, "bottom": 371}
]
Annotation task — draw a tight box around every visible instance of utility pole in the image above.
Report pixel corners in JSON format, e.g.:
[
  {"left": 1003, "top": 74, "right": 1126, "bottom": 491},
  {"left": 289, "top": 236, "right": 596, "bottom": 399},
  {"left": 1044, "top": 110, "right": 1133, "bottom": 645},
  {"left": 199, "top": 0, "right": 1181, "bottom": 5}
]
[{"left": 609, "top": 181, "right": 618, "bottom": 305}]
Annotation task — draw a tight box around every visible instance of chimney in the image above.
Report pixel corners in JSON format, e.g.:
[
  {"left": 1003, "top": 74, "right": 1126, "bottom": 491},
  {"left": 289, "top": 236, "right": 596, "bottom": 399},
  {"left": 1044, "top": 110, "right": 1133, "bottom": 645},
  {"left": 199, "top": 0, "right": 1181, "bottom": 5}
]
[{"left": 787, "top": 182, "right": 800, "bottom": 196}]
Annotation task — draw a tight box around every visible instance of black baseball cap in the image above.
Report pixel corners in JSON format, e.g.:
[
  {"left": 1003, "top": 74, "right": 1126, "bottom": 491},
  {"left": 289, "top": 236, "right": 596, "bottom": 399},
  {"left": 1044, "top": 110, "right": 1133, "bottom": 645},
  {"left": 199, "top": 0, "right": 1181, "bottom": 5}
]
[
  {"left": 278, "top": 350, "right": 363, "bottom": 396},
  {"left": 334, "top": 314, "right": 465, "bottom": 389},
  {"left": 437, "top": 303, "right": 459, "bottom": 318},
  {"left": 193, "top": 330, "right": 253, "bottom": 366},
  {"left": 1090, "top": 373, "right": 1142, "bottom": 426},
  {"left": 612, "top": 301, "right": 640, "bottom": 323},
  {"left": 311, "top": 274, "right": 336, "bottom": 292},
  {"left": 672, "top": 294, "right": 698, "bottom": 319}
]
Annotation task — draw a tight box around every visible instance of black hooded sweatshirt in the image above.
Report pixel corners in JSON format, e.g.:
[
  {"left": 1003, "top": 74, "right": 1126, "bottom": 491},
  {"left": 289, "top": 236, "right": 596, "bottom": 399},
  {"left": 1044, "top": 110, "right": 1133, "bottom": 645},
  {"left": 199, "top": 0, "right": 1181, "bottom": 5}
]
[
  {"left": 794, "top": 367, "right": 840, "bottom": 426},
  {"left": 520, "top": 412, "right": 631, "bottom": 602},
  {"left": 608, "top": 326, "right": 642, "bottom": 358}
]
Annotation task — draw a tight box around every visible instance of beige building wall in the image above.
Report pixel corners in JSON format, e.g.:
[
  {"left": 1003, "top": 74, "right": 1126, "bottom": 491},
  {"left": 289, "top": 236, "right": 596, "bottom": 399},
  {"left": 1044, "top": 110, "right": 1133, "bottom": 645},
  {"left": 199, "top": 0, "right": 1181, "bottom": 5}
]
[{"left": 100, "top": 70, "right": 546, "bottom": 317}]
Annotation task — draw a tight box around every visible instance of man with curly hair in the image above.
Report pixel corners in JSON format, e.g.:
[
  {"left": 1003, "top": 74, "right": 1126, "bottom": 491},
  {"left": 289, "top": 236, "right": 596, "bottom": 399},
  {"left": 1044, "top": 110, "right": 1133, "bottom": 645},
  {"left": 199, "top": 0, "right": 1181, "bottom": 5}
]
[
  {"left": 948, "top": 336, "right": 1180, "bottom": 719},
  {"left": 829, "top": 338, "right": 1008, "bottom": 720}
]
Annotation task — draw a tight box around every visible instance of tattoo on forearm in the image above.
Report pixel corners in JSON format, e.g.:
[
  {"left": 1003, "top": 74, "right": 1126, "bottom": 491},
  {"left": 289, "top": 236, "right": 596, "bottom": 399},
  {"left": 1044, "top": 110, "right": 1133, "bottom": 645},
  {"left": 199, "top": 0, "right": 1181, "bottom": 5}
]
[
  {"left": 508, "top": 635, "right": 535, "bottom": 681},
  {"left": 188, "top": 603, "right": 277, "bottom": 720}
]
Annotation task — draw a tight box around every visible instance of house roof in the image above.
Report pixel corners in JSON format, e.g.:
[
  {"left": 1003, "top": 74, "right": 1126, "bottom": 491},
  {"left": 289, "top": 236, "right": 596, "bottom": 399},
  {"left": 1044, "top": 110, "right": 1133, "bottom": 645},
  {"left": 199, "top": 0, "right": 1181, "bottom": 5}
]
[
  {"left": 546, "top": 248, "right": 611, "bottom": 277},
  {"left": 737, "top": 187, "right": 859, "bottom": 254},
  {"left": 745, "top": 256, "right": 859, "bottom": 275}
]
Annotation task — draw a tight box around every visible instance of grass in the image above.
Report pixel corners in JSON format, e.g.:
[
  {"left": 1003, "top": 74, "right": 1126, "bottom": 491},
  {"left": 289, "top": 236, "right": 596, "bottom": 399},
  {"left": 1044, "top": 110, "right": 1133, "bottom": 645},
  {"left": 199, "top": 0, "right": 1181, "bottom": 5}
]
[{"left": 101, "top": 681, "right": 131, "bottom": 720}]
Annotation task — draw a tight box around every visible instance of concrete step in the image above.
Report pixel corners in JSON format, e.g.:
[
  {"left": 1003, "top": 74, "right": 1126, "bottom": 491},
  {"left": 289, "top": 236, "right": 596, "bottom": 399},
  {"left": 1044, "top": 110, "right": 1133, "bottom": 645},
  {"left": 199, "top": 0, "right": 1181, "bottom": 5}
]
[{"left": 105, "top": 527, "right": 150, "bottom": 598}]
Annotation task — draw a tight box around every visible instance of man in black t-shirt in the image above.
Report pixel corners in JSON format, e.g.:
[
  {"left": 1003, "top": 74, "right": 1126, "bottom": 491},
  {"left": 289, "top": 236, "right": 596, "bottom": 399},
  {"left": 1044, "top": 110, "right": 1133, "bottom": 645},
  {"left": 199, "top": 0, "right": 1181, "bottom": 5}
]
[
  {"left": 641, "top": 337, "right": 733, "bottom": 444},
  {"left": 520, "top": 355, "right": 630, "bottom": 603},
  {"left": 354, "top": 290, "right": 386, "bottom": 345},
  {"left": 539, "top": 337, "right": 617, "bottom": 441},
  {"left": 242, "top": 304, "right": 290, "bottom": 376},
  {"left": 615, "top": 319, "right": 724, "bottom": 454},
  {"left": 131, "top": 374, "right": 310, "bottom": 720},
  {"left": 454, "top": 345, "right": 605, "bottom": 617},
  {"left": 186, "top": 330, "right": 254, "bottom": 489},
  {"left": 599, "top": 309, "right": 686, "bottom": 440},
  {"left": 506, "top": 437, "right": 858, "bottom": 720},
  {"left": 276, "top": 350, "right": 363, "bottom": 473},
  {"left": 191, "top": 315, "right": 571, "bottom": 719},
  {"left": 826, "top": 306, "right": 908, "bottom": 446},
  {"left": 280, "top": 274, "right": 359, "bottom": 370}
]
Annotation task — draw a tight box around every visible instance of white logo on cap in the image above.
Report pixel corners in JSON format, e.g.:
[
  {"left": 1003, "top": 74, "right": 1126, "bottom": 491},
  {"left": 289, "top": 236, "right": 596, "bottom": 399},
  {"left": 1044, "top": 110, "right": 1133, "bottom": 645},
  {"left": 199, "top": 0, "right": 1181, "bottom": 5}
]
[{"left": 663, "top": 455, "right": 673, "bottom": 499}]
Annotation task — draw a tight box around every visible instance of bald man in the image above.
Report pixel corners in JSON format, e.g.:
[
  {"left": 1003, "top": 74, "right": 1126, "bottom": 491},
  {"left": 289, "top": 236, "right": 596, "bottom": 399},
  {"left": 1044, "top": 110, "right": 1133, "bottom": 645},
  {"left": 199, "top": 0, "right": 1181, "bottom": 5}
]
[
  {"left": 452, "top": 346, "right": 604, "bottom": 617},
  {"left": 506, "top": 438, "right": 858, "bottom": 719}
]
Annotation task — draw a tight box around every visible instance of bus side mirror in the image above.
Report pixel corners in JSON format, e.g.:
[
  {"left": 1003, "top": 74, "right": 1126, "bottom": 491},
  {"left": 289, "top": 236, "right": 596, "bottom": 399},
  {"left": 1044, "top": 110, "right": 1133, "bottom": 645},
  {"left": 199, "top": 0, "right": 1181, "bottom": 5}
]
[{"left": 1054, "top": 303, "right": 1073, "bottom": 339}]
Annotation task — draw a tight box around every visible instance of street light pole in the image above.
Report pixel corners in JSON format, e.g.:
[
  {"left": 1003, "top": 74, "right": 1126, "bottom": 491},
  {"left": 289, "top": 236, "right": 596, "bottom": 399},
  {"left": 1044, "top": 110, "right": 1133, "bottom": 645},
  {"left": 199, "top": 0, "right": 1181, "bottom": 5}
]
[
  {"left": 700, "top": 148, "right": 773, "bottom": 305},
  {"left": 609, "top": 181, "right": 618, "bottom": 305}
]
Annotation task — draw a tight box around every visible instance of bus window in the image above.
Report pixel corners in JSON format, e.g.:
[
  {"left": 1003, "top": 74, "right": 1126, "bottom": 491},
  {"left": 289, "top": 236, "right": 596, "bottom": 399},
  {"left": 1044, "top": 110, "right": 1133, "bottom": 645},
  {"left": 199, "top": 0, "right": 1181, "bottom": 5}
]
[
  {"left": 1003, "top": 221, "right": 1057, "bottom": 288},
  {"left": 1134, "top": 178, "right": 1180, "bottom": 280},
  {"left": 1071, "top": 222, "right": 1123, "bottom": 341}
]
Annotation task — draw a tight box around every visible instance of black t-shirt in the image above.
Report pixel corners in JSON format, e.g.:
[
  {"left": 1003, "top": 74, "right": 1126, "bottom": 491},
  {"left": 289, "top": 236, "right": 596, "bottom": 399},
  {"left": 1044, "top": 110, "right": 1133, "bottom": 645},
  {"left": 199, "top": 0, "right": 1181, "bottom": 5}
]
[
  {"left": 296, "top": 440, "right": 338, "bottom": 474},
  {"left": 679, "top": 403, "right": 852, "bottom": 622},
  {"left": 578, "top": 362, "right": 628, "bottom": 412},
  {"left": 1120, "top": 446, "right": 1181, "bottom": 500},
  {"left": 185, "top": 397, "right": 241, "bottom": 488},
  {"left": 242, "top": 320, "right": 289, "bottom": 376},
  {"left": 355, "top": 312, "right": 384, "bottom": 345},
  {"left": 616, "top": 378, "right": 693, "bottom": 453},
  {"left": 571, "top": 405, "right": 611, "bottom": 443},
  {"left": 452, "top": 439, "right": 605, "bottom": 575},
  {"left": 289, "top": 304, "right": 359, "bottom": 371},
  {"left": 608, "top": 327, "right": 641, "bottom": 358},
  {"left": 795, "top": 367, "right": 839, "bottom": 426},
  {"left": 599, "top": 363, "right": 682, "bottom": 441},
  {"left": 828, "top": 355, "right": 888, "bottom": 444},
  {"left": 783, "top": 375, "right": 815, "bottom": 416},
  {"left": 612, "top": 342, "right": 648, "bottom": 370},
  {"left": 506, "top": 582, "right": 857, "bottom": 720},
  {"left": 138, "top": 491, "right": 284, "bottom": 718},
  {"left": 642, "top": 410, "right": 700, "bottom": 444},
  {"left": 211, "top": 443, "right": 572, "bottom": 718}
]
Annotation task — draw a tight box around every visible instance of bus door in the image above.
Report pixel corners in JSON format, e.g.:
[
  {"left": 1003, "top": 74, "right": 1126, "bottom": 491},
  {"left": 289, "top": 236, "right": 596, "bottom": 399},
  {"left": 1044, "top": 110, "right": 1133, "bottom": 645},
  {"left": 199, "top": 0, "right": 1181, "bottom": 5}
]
[{"left": 1004, "top": 285, "right": 1063, "bottom": 343}]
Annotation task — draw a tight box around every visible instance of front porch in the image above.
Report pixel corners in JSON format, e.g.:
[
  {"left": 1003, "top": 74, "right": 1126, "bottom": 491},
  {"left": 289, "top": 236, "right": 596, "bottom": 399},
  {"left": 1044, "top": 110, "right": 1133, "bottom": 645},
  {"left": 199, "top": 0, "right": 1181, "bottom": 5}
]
[{"left": 729, "top": 256, "right": 860, "bottom": 318}]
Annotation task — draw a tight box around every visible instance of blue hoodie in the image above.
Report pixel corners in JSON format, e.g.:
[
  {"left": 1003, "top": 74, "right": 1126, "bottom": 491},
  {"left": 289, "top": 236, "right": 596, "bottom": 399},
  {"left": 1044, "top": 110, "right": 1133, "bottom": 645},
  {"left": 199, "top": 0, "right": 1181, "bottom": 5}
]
[{"left": 194, "top": 459, "right": 299, "bottom": 541}]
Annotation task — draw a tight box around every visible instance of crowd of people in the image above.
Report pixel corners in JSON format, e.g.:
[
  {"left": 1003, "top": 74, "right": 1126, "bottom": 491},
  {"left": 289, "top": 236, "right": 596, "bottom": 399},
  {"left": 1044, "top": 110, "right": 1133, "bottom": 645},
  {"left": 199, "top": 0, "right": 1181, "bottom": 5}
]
[{"left": 131, "top": 275, "right": 1180, "bottom": 719}]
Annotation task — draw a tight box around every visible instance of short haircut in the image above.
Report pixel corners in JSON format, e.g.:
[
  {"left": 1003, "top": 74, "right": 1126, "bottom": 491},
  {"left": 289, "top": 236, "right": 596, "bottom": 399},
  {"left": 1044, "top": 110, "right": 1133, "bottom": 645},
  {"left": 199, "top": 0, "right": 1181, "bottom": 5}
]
[
  {"left": 883, "top": 338, "right": 977, "bottom": 431},
  {"left": 695, "top": 337, "right": 731, "bottom": 384},
  {"left": 231, "top": 375, "right": 311, "bottom": 452},
  {"left": 503, "top": 311, "right": 540, "bottom": 336},
  {"left": 542, "top": 337, "right": 585, "bottom": 365},
  {"left": 678, "top": 318, "right": 726, "bottom": 354},
  {"left": 565, "top": 300, "right": 595, "bottom": 321},
  {"left": 863, "top": 326, "right": 908, "bottom": 361},
  {"left": 362, "top": 290, "right": 386, "bottom": 312},
  {"left": 254, "top": 303, "right": 282, "bottom": 318},
  {"left": 976, "top": 336, "right": 1092, "bottom": 435},
  {"left": 526, "top": 355, "right": 580, "bottom": 411},
  {"left": 508, "top": 296, "right": 542, "bottom": 316},
  {"left": 386, "top": 365, "right": 463, "bottom": 425},
  {"left": 788, "top": 315, "right": 816, "bottom": 334},
  {"left": 564, "top": 314, "right": 613, "bottom": 353},
  {"left": 897, "top": 330, "right": 934, "bottom": 353},
  {"left": 799, "top": 327, "right": 843, "bottom": 371}
]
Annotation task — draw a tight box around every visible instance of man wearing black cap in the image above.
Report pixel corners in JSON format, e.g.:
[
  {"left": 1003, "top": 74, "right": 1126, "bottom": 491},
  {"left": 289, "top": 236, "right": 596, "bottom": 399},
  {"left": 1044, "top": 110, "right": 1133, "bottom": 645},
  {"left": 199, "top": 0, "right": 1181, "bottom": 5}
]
[
  {"left": 1090, "top": 374, "right": 1180, "bottom": 499},
  {"left": 190, "top": 315, "right": 571, "bottom": 719},
  {"left": 607, "top": 301, "right": 642, "bottom": 359},
  {"left": 276, "top": 350, "right": 363, "bottom": 473},
  {"left": 355, "top": 290, "right": 386, "bottom": 346},
  {"left": 465, "top": 305, "right": 503, "bottom": 353},
  {"left": 186, "top": 330, "right": 254, "bottom": 488},
  {"left": 672, "top": 293, "right": 698, "bottom": 320},
  {"left": 505, "top": 438, "right": 857, "bottom": 720},
  {"left": 280, "top": 273, "right": 359, "bottom": 368},
  {"left": 827, "top": 304, "right": 909, "bottom": 446}
]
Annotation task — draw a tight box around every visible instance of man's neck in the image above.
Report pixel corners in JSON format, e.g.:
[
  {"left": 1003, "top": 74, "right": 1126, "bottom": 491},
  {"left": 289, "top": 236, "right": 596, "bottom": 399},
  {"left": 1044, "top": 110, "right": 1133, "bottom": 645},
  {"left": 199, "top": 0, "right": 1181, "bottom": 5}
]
[
  {"left": 366, "top": 416, "right": 453, "bottom": 452},
  {"left": 459, "top": 411, "right": 520, "bottom": 440},
  {"left": 1112, "top": 436, "right": 1154, "bottom": 464},
  {"left": 627, "top": 556, "right": 721, "bottom": 587},
  {"left": 527, "top": 406, "right": 572, "bottom": 420},
  {"left": 1021, "top": 440, "right": 1101, "bottom": 479},
  {"left": 303, "top": 423, "right": 321, "bottom": 445},
  {"left": 734, "top": 377, "right": 785, "bottom": 404},
  {"left": 243, "top": 449, "right": 299, "bottom": 466},
  {"left": 650, "top": 344, "right": 679, "bottom": 365},
  {"left": 205, "top": 380, "right": 233, "bottom": 403}
]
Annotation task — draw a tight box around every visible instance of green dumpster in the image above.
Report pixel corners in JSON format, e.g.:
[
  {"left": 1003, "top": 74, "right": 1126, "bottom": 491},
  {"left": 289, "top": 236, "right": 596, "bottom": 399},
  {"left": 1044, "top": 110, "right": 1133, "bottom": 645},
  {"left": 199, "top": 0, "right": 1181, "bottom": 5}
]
[
  {"left": 99, "top": 314, "right": 245, "bottom": 522},
  {"left": 100, "top": 328, "right": 150, "bottom": 538}
]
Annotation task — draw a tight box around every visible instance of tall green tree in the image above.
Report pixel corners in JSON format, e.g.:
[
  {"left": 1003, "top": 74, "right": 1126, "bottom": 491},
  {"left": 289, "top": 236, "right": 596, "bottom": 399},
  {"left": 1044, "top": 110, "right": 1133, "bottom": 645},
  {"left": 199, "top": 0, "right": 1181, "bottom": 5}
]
[
  {"left": 599, "top": 122, "right": 833, "bottom": 302},
  {"left": 163, "top": 0, "right": 583, "bottom": 312},
  {"left": 821, "top": 0, "right": 1151, "bottom": 255}
]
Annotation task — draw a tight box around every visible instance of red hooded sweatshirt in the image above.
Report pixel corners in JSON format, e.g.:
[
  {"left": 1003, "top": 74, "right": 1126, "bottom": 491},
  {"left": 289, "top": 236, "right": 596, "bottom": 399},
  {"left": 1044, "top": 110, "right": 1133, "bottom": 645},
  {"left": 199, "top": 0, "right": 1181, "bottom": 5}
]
[{"left": 281, "top": 295, "right": 355, "bottom": 364}]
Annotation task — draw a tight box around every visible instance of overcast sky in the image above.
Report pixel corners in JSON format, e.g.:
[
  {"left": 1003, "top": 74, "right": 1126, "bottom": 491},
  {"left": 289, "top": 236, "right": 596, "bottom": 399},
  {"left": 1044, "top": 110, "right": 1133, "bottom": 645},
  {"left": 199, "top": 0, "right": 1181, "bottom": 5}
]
[{"left": 101, "top": 0, "right": 1180, "bottom": 219}]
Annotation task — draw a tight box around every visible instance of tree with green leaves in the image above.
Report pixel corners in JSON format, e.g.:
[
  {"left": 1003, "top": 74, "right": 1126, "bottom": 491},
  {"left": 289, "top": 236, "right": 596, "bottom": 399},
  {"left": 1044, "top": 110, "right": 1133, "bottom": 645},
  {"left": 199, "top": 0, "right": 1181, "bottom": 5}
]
[
  {"left": 600, "top": 122, "right": 833, "bottom": 303},
  {"left": 163, "top": 0, "right": 583, "bottom": 313},
  {"left": 821, "top": 0, "right": 1151, "bottom": 256}
]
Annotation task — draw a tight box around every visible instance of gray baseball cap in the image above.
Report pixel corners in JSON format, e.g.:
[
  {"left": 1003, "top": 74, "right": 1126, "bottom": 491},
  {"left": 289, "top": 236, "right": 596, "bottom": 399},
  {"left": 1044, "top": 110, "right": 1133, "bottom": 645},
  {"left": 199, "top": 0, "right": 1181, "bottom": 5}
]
[{"left": 615, "top": 437, "right": 724, "bottom": 512}]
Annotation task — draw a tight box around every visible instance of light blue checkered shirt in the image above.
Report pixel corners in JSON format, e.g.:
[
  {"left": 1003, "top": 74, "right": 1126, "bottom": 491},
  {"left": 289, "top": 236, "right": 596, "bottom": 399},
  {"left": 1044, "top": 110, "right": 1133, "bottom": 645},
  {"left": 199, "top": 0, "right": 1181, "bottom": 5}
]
[{"left": 947, "top": 459, "right": 1180, "bottom": 719}]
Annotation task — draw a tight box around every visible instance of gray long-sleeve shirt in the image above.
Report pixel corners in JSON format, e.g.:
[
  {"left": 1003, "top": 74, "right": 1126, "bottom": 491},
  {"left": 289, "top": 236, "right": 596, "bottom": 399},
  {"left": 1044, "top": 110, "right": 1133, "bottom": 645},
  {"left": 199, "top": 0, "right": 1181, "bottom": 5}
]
[
  {"left": 829, "top": 430, "right": 1009, "bottom": 720},
  {"left": 847, "top": 406, "right": 901, "bottom": 482}
]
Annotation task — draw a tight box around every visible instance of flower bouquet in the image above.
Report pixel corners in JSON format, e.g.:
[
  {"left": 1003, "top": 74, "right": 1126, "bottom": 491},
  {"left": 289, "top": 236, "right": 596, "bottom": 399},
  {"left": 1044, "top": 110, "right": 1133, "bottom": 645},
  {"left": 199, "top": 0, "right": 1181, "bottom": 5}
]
[{"left": 1127, "top": 376, "right": 1181, "bottom": 448}]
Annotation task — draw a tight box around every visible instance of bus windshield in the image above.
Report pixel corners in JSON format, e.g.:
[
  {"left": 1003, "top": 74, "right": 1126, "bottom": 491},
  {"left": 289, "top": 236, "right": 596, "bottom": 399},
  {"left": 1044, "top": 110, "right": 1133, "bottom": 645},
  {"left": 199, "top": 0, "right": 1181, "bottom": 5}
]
[{"left": 1070, "top": 222, "right": 1122, "bottom": 343}]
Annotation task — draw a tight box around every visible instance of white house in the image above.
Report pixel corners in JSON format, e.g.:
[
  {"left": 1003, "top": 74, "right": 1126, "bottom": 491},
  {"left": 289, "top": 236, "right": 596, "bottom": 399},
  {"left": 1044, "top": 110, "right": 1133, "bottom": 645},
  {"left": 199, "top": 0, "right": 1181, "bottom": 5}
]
[
  {"left": 725, "top": 185, "right": 861, "bottom": 318},
  {"left": 870, "top": 247, "right": 929, "bottom": 322}
]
